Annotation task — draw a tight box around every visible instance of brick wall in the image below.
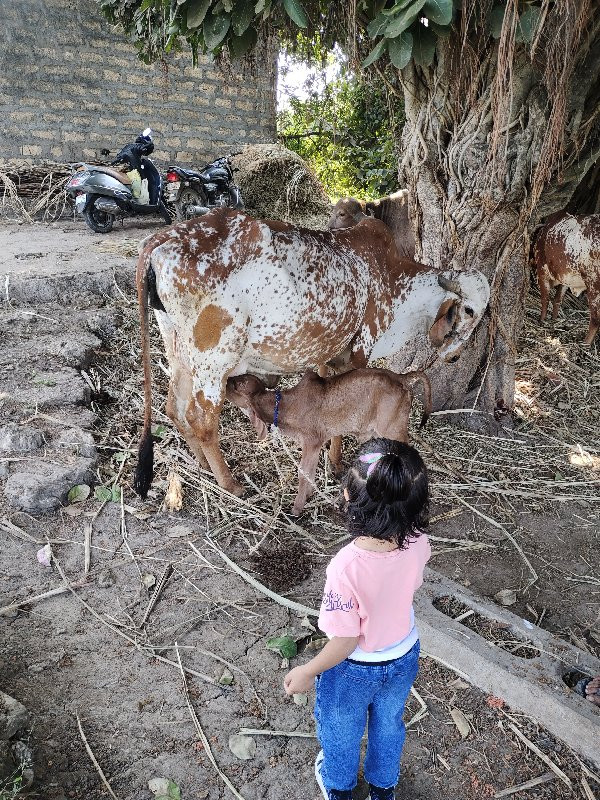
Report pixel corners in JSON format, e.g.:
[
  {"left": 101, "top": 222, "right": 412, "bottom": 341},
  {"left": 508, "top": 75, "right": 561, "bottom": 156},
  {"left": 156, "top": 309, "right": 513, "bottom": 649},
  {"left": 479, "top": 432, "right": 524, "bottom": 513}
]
[{"left": 0, "top": 0, "right": 277, "bottom": 165}]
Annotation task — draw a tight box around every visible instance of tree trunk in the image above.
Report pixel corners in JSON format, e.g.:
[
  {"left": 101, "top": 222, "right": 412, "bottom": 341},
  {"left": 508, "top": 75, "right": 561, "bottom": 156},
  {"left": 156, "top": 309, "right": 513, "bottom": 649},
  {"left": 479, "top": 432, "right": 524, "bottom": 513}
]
[{"left": 396, "top": 44, "right": 593, "bottom": 431}]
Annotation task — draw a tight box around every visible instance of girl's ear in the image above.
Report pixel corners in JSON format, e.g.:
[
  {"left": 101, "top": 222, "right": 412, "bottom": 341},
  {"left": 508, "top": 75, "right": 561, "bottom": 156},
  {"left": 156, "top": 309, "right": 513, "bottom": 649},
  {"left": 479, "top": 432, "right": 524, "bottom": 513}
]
[{"left": 343, "top": 487, "right": 350, "bottom": 501}]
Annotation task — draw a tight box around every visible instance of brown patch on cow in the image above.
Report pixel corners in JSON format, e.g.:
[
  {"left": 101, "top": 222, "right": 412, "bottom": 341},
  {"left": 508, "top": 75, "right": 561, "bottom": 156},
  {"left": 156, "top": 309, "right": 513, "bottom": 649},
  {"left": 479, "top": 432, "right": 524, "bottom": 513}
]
[{"left": 193, "top": 304, "right": 233, "bottom": 352}]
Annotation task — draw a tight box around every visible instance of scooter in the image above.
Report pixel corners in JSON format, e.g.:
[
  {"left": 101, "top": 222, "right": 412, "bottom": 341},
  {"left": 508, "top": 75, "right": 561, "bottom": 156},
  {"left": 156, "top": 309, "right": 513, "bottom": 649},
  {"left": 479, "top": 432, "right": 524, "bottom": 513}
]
[
  {"left": 164, "top": 154, "right": 244, "bottom": 221},
  {"left": 66, "top": 128, "right": 171, "bottom": 233}
]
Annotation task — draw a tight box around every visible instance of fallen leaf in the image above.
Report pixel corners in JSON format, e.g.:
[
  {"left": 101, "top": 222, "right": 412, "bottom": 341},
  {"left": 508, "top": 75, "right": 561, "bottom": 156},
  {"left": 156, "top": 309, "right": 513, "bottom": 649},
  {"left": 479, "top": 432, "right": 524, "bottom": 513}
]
[
  {"left": 148, "top": 777, "right": 181, "bottom": 799},
  {"left": 67, "top": 484, "right": 90, "bottom": 504},
  {"left": 141, "top": 573, "right": 156, "bottom": 590},
  {"left": 266, "top": 636, "right": 297, "bottom": 659},
  {"left": 219, "top": 667, "right": 234, "bottom": 686},
  {"left": 94, "top": 486, "right": 112, "bottom": 503},
  {"left": 450, "top": 706, "right": 470, "bottom": 739},
  {"left": 164, "top": 471, "right": 183, "bottom": 512},
  {"left": 293, "top": 693, "right": 308, "bottom": 706},
  {"left": 229, "top": 733, "right": 256, "bottom": 760},
  {"left": 36, "top": 543, "right": 52, "bottom": 567},
  {"left": 494, "top": 589, "right": 517, "bottom": 606},
  {"left": 301, "top": 615, "right": 316, "bottom": 631}
]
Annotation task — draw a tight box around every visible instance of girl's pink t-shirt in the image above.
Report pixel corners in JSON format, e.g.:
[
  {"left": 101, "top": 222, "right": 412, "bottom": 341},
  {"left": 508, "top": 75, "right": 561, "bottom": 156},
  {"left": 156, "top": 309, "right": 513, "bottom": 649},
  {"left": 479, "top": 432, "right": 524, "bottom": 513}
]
[{"left": 317, "top": 535, "right": 431, "bottom": 653}]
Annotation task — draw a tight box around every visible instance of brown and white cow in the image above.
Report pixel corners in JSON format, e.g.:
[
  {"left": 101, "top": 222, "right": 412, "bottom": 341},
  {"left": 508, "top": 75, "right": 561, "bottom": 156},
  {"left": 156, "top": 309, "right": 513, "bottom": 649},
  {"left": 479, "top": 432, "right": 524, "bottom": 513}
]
[
  {"left": 532, "top": 212, "right": 600, "bottom": 345},
  {"left": 134, "top": 208, "right": 489, "bottom": 499},
  {"left": 329, "top": 190, "right": 415, "bottom": 260}
]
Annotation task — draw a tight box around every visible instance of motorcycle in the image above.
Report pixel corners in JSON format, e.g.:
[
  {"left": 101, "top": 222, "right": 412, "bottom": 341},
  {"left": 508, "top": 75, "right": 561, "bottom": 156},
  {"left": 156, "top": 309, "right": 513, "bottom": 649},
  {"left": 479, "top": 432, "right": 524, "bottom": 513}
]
[
  {"left": 163, "top": 154, "right": 244, "bottom": 221},
  {"left": 66, "top": 128, "right": 171, "bottom": 233}
]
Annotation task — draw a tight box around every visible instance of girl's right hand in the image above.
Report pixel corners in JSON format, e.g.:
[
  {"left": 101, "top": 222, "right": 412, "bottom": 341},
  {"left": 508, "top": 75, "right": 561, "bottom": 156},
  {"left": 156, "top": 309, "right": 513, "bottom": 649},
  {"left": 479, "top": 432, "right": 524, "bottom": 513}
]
[{"left": 283, "top": 665, "right": 314, "bottom": 695}]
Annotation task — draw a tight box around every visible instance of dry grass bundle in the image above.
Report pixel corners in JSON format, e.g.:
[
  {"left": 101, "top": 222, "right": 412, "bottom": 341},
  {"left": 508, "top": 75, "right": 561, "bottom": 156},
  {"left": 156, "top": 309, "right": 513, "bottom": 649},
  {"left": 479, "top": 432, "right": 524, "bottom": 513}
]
[
  {"left": 231, "top": 143, "right": 332, "bottom": 228},
  {"left": 0, "top": 159, "right": 73, "bottom": 222}
]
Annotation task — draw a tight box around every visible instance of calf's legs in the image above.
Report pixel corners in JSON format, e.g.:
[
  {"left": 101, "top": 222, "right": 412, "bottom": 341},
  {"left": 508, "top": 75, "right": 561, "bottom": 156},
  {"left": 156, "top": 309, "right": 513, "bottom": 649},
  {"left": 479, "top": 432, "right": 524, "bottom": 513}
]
[{"left": 292, "top": 439, "right": 324, "bottom": 516}]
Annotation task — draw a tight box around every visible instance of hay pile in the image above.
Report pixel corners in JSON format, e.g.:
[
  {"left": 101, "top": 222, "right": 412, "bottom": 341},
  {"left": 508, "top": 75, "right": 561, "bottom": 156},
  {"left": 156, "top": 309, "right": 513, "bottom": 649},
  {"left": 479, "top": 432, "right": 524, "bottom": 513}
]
[
  {"left": 0, "top": 159, "right": 72, "bottom": 222},
  {"left": 231, "top": 143, "right": 332, "bottom": 228}
]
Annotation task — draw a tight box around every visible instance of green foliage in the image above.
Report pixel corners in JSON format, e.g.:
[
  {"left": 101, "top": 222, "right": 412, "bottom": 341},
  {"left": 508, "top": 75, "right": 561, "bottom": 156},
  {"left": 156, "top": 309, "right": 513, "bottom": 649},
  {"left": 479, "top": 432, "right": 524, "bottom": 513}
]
[
  {"left": 266, "top": 635, "right": 298, "bottom": 658},
  {"left": 99, "top": 0, "right": 548, "bottom": 72},
  {"left": 278, "top": 67, "right": 401, "bottom": 200}
]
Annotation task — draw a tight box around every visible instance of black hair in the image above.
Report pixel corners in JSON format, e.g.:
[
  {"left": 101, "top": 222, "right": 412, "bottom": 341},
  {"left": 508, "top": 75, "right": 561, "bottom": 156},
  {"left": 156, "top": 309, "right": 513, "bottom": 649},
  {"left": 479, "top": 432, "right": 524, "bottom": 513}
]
[{"left": 343, "top": 437, "right": 429, "bottom": 549}]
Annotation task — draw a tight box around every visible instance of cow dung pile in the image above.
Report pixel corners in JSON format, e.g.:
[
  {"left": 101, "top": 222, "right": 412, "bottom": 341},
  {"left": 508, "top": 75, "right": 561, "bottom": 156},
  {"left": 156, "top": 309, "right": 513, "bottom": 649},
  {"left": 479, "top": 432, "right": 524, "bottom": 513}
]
[{"left": 231, "top": 143, "right": 332, "bottom": 228}]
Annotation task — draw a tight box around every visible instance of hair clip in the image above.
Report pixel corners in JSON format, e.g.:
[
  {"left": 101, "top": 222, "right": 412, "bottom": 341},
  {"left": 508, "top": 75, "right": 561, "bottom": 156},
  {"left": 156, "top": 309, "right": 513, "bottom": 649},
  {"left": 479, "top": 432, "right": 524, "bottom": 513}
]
[{"left": 359, "top": 452, "right": 384, "bottom": 477}]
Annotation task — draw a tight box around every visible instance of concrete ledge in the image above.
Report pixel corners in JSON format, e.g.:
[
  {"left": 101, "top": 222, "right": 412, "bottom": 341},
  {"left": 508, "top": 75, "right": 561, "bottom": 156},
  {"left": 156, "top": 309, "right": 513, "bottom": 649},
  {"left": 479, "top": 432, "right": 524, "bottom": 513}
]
[{"left": 417, "top": 569, "right": 600, "bottom": 767}]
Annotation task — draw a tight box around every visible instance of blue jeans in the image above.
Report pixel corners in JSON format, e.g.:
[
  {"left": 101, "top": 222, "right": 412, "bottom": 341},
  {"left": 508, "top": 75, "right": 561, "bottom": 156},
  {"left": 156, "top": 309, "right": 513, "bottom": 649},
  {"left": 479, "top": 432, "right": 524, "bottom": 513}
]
[{"left": 314, "top": 641, "right": 419, "bottom": 792}]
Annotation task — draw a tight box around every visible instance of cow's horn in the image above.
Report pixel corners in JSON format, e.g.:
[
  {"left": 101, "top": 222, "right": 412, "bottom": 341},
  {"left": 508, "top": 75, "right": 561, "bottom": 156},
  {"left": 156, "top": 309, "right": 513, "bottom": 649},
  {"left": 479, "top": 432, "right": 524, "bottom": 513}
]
[{"left": 438, "top": 274, "right": 463, "bottom": 296}]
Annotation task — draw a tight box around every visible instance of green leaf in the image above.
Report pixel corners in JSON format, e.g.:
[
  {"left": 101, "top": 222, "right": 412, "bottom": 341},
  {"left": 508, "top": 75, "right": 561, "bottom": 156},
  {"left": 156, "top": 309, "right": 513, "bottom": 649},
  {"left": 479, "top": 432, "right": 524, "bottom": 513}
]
[
  {"left": 385, "top": 0, "right": 426, "bottom": 38},
  {"left": 111, "top": 484, "right": 122, "bottom": 503},
  {"left": 94, "top": 486, "right": 113, "bottom": 502},
  {"left": 266, "top": 635, "right": 297, "bottom": 659},
  {"left": 230, "top": 25, "right": 257, "bottom": 57},
  {"left": 381, "top": 0, "right": 417, "bottom": 14},
  {"left": 68, "top": 484, "right": 90, "bottom": 504},
  {"left": 282, "top": 0, "right": 308, "bottom": 28},
  {"left": 367, "top": 12, "right": 388, "bottom": 38},
  {"left": 423, "top": 0, "right": 452, "bottom": 26},
  {"left": 388, "top": 30, "right": 413, "bottom": 69},
  {"left": 411, "top": 21, "right": 437, "bottom": 66},
  {"left": 151, "top": 424, "right": 167, "bottom": 438},
  {"left": 488, "top": 4, "right": 505, "bottom": 38},
  {"left": 232, "top": 0, "right": 254, "bottom": 34},
  {"left": 136, "top": 0, "right": 157, "bottom": 13},
  {"left": 516, "top": 4, "right": 541, "bottom": 42},
  {"left": 186, "top": 0, "right": 211, "bottom": 29},
  {"left": 113, "top": 451, "right": 130, "bottom": 463},
  {"left": 429, "top": 19, "right": 451, "bottom": 37},
  {"left": 203, "top": 11, "right": 230, "bottom": 48}
]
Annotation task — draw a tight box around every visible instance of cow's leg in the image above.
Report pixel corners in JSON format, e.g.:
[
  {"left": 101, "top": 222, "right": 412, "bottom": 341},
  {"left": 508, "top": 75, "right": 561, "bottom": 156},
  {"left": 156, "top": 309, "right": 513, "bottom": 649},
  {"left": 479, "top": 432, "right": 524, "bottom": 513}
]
[
  {"left": 292, "top": 439, "right": 323, "bottom": 516},
  {"left": 184, "top": 387, "right": 244, "bottom": 496},
  {"left": 551, "top": 285, "right": 567, "bottom": 320},
  {"left": 537, "top": 264, "right": 552, "bottom": 322},
  {"left": 165, "top": 370, "right": 210, "bottom": 471}
]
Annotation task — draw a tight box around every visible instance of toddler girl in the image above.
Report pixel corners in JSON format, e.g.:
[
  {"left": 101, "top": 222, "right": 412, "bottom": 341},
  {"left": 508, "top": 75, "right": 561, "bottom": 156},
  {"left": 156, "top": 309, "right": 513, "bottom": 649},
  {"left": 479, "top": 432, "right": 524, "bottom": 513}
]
[{"left": 284, "top": 438, "right": 431, "bottom": 800}]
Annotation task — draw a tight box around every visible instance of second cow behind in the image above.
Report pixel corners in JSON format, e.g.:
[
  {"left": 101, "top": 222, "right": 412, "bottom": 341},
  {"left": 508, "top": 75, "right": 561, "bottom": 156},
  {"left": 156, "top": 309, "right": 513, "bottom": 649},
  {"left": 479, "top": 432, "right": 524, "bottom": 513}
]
[{"left": 226, "top": 368, "right": 431, "bottom": 516}]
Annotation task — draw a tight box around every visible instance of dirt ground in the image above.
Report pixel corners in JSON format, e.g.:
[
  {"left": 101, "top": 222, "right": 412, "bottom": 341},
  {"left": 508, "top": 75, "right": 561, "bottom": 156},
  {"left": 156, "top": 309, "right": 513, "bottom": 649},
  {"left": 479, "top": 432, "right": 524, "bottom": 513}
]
[{"left": 0, "top": 218, "right": 599, "bottom": 800}]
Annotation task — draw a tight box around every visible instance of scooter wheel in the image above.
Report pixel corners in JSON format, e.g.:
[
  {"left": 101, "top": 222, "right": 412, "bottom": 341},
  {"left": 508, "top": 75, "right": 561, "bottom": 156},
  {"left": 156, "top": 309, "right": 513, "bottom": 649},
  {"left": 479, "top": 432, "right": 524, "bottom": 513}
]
[{"left": 84, "top": 198, "right": 115, "bottom": 233}]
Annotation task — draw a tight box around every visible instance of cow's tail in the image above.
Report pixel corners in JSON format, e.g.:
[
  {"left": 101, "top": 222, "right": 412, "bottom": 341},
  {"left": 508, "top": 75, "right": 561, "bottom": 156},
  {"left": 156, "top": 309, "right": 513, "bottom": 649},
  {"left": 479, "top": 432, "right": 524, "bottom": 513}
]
[
  {"left": 133, "top": 241, "right": 157, "bottom": 498},
  {"left": 404, "top": 371, "right": 432, "bottom": 429}
]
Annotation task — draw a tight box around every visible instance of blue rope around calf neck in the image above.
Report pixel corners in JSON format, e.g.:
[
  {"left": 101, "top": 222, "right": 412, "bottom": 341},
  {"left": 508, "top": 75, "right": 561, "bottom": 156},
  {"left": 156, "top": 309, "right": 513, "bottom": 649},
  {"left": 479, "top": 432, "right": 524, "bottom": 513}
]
[{"left": 273, "top": 389, "right": 281, "bottom": 428}]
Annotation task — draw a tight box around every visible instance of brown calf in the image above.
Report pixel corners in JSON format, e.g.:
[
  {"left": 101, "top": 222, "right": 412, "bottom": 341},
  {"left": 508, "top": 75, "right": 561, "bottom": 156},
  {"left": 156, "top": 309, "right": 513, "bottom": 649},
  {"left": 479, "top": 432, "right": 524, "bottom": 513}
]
[{"left": 226, "top": 368, "right": 431, "bottom": 516}]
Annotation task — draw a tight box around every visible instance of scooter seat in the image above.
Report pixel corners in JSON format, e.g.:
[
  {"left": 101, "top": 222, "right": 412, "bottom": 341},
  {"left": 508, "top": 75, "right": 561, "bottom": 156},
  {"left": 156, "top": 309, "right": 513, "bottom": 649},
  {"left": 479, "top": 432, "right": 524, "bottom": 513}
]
[{"left": 93, "top": 166, "right": 133, "bottom": 185}]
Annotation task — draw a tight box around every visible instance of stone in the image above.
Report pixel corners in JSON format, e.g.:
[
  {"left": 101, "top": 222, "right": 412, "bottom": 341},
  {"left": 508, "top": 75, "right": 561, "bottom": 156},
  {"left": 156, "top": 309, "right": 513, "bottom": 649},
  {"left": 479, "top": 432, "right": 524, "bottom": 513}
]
[
  {"left": 0, "top": 691, "right": 30, "bottom": 741},
  {"left": 0, "top": 423, "right": 44, "bottom": 454},
  {"left": 4, "top": 458, "right": 95, "bottom": 513},
  {"left": 228, "top": 734, "right": 256, "bottom": 761},
  {"left": 10, "top": 369, "right": 90, "bottom": 409},
  {"left": 54, "top": 428, "right": 96, "bottom": 459}
]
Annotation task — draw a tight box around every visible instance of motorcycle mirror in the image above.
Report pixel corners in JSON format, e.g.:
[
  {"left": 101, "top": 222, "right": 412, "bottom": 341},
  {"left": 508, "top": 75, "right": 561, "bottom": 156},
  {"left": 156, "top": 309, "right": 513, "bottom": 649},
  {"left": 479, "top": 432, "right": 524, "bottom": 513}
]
[{"left": 142, "top": 127, "right": 152, "bottom": 138}]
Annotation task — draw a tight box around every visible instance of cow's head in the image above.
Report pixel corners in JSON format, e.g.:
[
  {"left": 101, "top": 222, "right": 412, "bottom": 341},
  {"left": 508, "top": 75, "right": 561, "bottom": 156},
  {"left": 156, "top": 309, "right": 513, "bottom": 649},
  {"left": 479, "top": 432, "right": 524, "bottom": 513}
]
[
  {"left": 225, "top": 374, "right": 270, "bottom": 440},
  {"left": 429, "top": 270, "right": 490, "bottom": 362},
  {"left": 328, "top": 197, "right": 368, "bottom": 230}
]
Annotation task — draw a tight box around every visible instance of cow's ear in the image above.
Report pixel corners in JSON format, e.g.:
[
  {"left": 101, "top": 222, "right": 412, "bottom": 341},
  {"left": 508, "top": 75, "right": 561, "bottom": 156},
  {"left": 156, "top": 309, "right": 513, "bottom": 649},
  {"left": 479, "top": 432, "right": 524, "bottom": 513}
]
[
  {"left": 248, "top": 407, "right": 269, "bottom": 441},
  {"left": 429, "top": 299, "right": 457, "bottom": 347}
]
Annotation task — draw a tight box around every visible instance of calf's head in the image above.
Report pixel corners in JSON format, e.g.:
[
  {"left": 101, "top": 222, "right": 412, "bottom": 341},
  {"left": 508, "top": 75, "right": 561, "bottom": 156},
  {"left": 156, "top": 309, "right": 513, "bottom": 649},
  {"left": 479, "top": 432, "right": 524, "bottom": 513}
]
[
  {"left": 225, "top": 374, "right": 270, "bottom": 440},
  {"left": 429, "top": 270, "right": 490, "bottom": 362},
  {"left": 328, "top": 197, "right": 368, "bottom": 230}
]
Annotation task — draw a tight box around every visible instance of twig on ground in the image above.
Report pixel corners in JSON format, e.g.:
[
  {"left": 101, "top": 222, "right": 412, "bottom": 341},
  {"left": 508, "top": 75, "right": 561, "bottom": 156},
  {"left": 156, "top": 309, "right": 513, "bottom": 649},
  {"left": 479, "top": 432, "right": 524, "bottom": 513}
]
[
  {"left": 502, "top": 718, "right": 572, "bottom": 788},
  {"left": 493, "top": 773, "right": 554, "bottom": 798},
  {"left": 76, "top": 713, "right": 120, "bottom": 800},
  {"left": 175, "top": 643, "right": 247, "bottom": 800},
  {"left": 140, "top": 563, "right": 173, "bottom": 626},
  {"left": 239, "top": 727, "right": 316, "bottom": 738},
  {"left": 0, "top": 584, "right": 82, "bottom": 616},
  {"left": 581, "top": 776, "right": 596, "bottom": 800}
]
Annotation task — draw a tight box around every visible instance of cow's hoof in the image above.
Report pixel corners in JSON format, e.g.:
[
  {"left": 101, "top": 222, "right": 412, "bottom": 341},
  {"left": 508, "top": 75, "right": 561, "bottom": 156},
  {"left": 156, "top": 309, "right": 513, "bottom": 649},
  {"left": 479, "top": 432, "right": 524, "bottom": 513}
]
[
  {"left": 224, "top": 480, "right": 245, "bottom": 497},
  {"left": 290, "top": 503, "right": 305, "bottom": 517}
]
